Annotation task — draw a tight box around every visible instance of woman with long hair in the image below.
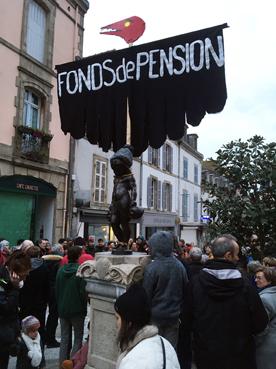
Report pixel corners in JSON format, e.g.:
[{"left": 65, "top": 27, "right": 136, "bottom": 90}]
[
  {"left": 0, "top": 250, "right": 31, "bottom": 369},
  {"left": 255, "top": 267, "right": 276, "bottom": 369},
  {"left": 114, "top": 283, "right": 180, "bottom": 369}
]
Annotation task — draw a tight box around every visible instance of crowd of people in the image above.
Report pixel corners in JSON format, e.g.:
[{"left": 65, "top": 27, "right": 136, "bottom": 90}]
[{"left": 0, "top": 232, "right": 275, "bottom": 369}]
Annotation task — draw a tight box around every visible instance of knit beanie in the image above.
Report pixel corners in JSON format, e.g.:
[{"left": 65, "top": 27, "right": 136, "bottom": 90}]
[
  {"left": 21, "top": 315, "right": 40, "bottom": 333},
  {"left": 0, "top": 240, "right": 9, "bottom": 251},
  {"left": 114, "top": 283, "right": 151, "bottom": 325}
]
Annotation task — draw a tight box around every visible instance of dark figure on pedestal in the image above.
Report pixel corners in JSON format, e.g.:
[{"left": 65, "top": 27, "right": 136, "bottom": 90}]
[{"left": 108, "top": 145, "right": 143, "bottom": 249}]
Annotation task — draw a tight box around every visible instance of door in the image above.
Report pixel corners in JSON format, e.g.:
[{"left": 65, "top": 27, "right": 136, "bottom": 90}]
[{"left": 0, "top": 192, "right": 34, "bottom": 245}]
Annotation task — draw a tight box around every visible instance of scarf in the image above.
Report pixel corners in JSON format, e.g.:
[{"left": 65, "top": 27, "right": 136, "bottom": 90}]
[
  {"left": 116, "top": 325, "right": 158, "bottom": 368},
  {"left": 22, "top": 332, "right": 42, "bottom": 368}
]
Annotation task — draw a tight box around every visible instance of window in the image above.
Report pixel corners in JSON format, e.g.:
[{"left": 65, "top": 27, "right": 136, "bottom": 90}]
[
  {"left": 147, "top": 177, "right": 161, "bottom": 210},
  {"left": 26, "top": 0, "right": 46, "bottom": 63},
  {"left": 93, "top": 159, "right": 107, "bottom": 204},
  {"left": 182, "top": 191, "right": 189, "bottom": 221},
  {"left": 194, "top": 164, "right": 199, "bottom": 184},
  {"left": 194, "top": 193, "right": 199, "bottom": 222},
  {"left": 163, "top": 144, "right": 173, "bottom": 172},
  {"left": 183, "top": 157, "right": 188, "bottom": 179},
  {"left": 23, "top": 89, "right": 41, "bottom": 129},
  {"left": 148, "top": 147, "right": 160, "bottom": 167},
  {"left": 162, "top": 182, "right": 172, "bottom": 211}
]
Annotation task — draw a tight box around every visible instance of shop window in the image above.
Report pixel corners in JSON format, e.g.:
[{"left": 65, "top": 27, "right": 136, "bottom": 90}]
[
  {"left": 194, "top": 193, "right": 199, "bottom": 222},
  {"left": 147, "top": 176, "right": 161, "bottom": 210},
  {"left": 183, "top": 157, "right": 188, "bottom": 179},
  {"left": 162, "top": 182, "right": 172, "bottom": 211},
  {"left": 93, "top": 158, "right": 107, "bottom": 204},
  {"left": 182, "top": 191, "right": 189, "bottom": 221},
  {"left": 26, "top": 0, "right": 46, "bottom": 63},
  {"left": 148, "top": 147, "right": 160, "bottom": 167},
  {"left": 163, "top": 143, "right": 173, "bottom": 173}
]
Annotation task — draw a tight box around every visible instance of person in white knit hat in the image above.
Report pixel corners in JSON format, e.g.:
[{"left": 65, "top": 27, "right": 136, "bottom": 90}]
[{"left": 16, "top": 315, "right": 42, "bottom": 369}]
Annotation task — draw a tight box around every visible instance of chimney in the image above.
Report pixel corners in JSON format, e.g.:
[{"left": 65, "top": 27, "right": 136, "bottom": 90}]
[{"left": 187, "top": 134, "right": 198, "bottom": 150}]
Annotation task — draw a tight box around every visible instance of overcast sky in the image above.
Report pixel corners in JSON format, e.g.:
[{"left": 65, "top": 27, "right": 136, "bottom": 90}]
[{"left": 83, "top": 0, "right": 276, "bottom": 159}]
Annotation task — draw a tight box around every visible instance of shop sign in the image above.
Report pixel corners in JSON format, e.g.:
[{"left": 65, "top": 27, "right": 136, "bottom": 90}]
[{"left": 0, "top": 175, "right": 56, "bottom": 197}]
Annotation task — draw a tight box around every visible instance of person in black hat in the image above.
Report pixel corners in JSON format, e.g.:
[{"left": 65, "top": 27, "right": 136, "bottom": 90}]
[{"left": 114, "top": 283, "right": 180, "bottom": 369}]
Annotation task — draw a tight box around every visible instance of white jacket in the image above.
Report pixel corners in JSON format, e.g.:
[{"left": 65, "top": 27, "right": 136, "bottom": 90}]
[{"left": 116, "top": 325, "right": 180, "bottom": 369}]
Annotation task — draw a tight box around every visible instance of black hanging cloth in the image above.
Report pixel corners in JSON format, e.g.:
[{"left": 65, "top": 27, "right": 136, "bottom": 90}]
[{"left": 56, "top": 23, "right": 228, "bottom": 156}]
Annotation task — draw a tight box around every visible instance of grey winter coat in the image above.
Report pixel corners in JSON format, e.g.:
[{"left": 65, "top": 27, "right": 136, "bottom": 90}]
[
  {"left": 143, "top": 232, "right": 188, "bottom": 325},
  {"left": 256, "top": 285, "right": 276, "bottom": 369}
]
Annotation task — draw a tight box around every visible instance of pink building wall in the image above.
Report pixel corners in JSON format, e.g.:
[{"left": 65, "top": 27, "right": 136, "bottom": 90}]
[{"left": 0, "top": 0, "right": 86, "bottom": 162}]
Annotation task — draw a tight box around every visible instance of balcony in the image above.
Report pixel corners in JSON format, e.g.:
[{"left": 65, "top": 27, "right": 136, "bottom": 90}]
[{"left": 14, "top": 126, "right": 53, "bottom": 164}]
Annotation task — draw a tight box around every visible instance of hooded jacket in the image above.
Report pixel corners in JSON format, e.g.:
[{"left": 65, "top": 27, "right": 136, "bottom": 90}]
[
  {"left": 186, "top": 259, "right": 268, "bottom": 369},
  {"left": 255, "top": 285, "right": 276, "bottom": 369},
  {"left": 143, "top": 232, "right": 188, "bottom": 325},
  {"left": 55, "top": 262, "right": 87, "bottom": 319}
]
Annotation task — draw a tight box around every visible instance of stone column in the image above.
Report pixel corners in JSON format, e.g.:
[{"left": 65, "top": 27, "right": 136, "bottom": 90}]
[{"left": 77, "top": 252, "right": 151, "bottom": 369}]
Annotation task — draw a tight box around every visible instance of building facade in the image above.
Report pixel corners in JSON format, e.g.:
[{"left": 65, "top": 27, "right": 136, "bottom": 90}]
[
  {"left": 72, "top": 130, "right": 203, "bottom": 245},
  {"left": 0, "top": 0, "right": 89, "bottom": 244}
]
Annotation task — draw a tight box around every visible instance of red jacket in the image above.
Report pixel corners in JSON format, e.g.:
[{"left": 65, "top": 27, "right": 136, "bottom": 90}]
[{"left": 60, "top": 251, "right": 94, "bottom": 266}]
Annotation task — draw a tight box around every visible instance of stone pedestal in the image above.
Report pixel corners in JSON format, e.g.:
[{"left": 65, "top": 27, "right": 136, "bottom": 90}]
[{"left": 77, "top": 252, "right": 150, "bottom": 369}]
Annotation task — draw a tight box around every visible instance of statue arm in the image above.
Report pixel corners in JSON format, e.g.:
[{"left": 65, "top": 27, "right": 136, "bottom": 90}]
[{"left": 129, "top": 176, "right": 137, "bottom": 204}]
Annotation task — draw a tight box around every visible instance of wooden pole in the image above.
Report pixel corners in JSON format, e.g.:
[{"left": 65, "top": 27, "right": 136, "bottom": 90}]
[{"left": 126, "top": 98, "right": 131, "bottom": 145}]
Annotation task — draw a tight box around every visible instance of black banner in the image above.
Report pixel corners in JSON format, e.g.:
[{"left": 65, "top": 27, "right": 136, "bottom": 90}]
[{"left": 56, "top": 23, "right": 228, "bottom": 156}]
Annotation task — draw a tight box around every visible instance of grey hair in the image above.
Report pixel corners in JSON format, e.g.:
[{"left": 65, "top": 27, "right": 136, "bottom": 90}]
[
  {"left": 211, "top": 235, "right": 237, "bottom": 258},
  {"left": 247, "top": 260, "right": 262, "bottom": 274},
  {"left": 190, "top": 247, "right": 202, "bottom": 262}
]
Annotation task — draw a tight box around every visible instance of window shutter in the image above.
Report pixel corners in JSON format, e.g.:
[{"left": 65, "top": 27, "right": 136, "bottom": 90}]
[
  {"left": 194, "top": 194, "right": 199, "bottom": 221},
  {"left": 162, "top": 182, "right": 166, "bottom": 211},
  {"left": 182, "top": 191, "right": 189, "bottom": 221},
  {"left": 162, "top": 145, "right": 166, "bottom": 170},
  {"left": 157, "top": 149, "right": 160, "bottom": 168},
  {"left": 169, "top": 146, "right": 173, "bottom": 173},
  {"left": 157, "top": 181, "right": 161, "bottom": 210},
  {"left": 147, "top": 177, "right": 152, "bottom": 208},
  {"left": 169, "top": 184, "right": 172, "bottom": 212},
  {"left": 148, "top": 147, "right": 152, "bottom": 164}
]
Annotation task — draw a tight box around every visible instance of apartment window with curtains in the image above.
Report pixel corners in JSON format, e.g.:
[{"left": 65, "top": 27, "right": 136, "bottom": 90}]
[
  {"left": 93, "top": 158, "right": 107, "bottom": 204},
  {"left": 23, "top": 89, "right": 41, "bottom": 129},
  {"left": 148, "top": 147, "right": 160, "bottom": 167},
  {"left": 183, "top": 157, "right": 188, "bottom": 179},
  {"left": 163, "top": 143, "right": 173, "bottom": 173},
  {"left": 26, "top": 0, "right": 46, "bottom": 63},
  {"left": 162, "top": 182, "right": 172, "bottom": 211},
  {"left": 147, "top": 176, "right": 161, "bottom": 210}
]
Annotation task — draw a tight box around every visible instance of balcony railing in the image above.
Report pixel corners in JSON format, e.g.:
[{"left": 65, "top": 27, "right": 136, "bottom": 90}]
[{"left": 14, "top": 126, "right": 53, "bottom": 164}]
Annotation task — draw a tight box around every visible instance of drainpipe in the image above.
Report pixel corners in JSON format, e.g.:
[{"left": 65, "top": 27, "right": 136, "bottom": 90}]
[
  {"left": 65, "top": 6, "right": 78, "bottom": 237},
  {"left": 66, "top": 136, "right": 75, "bottom": 237},
  {"left": 138, "top": 152, "right": 143, "bottom": 237},
  {"left": 73, "top": 6, "right": 79, "bottom": 59},
  {"left": 177, "top": 142, "right": 181, "bottom": 237},
  {"left": 62, "top": 173, "right": 68, "bottom": 237}
]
